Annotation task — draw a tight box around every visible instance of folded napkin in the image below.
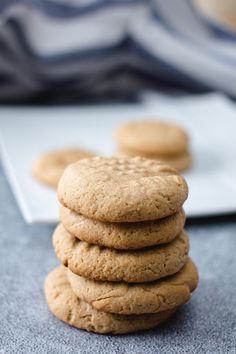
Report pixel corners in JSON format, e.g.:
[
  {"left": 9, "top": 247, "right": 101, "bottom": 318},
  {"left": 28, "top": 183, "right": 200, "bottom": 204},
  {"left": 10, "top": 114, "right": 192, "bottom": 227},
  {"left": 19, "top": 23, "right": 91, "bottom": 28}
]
[{"left": 1, "top": 0, "right": 236, "bottom": 102}]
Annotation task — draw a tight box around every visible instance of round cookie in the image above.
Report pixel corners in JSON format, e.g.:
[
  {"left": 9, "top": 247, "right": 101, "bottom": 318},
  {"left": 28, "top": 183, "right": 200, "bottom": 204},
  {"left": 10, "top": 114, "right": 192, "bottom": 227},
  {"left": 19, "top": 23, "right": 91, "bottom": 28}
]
[
  {"left": 159, "top": 152, "right": 191, "bottom": 172},
  {"left": 53, "top": 224, "right": 189, "bottom": 283},
  {"left": 118, "top": 149, "right": 192, "bottom": 172},
  {"left": 115, "top": 121, "right": 189, "bottom": 156},
  {"left": 45, "top": 266, "right": 176, "bottom": 334},
  {"left": 68, "top": 258, "right": 198, "bottom": 315},
  {"left": 32, "top": 148, "right": 95, "bottom": 188},
  {"left": 60, "top": 206, "right": 186, "bottom": 249},
  {"left": 58, "top": 156, "right": 188, "bottom": 222}
]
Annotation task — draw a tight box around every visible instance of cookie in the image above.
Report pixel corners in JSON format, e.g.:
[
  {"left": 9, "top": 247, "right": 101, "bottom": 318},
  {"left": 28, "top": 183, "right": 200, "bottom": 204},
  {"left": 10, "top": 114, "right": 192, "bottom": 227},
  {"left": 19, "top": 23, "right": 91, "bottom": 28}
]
[
  {"left": 118, "top": 149, "right": 192, "bottom": 172},
  {"left": 158, "top": 152, "right": 191, "bottom": 171},
  {"left": 60, "top": 206, "right": 186, "bottom": 249},
  {"left": 32, "top": 148, "right": 94, "bottom": 188},
  {"left": 58, "top": 156, "right": 188, "bottom": 222},
  {"left": 68, "top": 258, "right": 198, "bottom": 315},
  {"left": 53, "top": 224, "right": 189, "bottom": 283},
  {"left": 45, "top": 266, "right": 176, "bottom": 334},
  {"left": 115, "top": 121, "right": 189, "bottom": 156}
]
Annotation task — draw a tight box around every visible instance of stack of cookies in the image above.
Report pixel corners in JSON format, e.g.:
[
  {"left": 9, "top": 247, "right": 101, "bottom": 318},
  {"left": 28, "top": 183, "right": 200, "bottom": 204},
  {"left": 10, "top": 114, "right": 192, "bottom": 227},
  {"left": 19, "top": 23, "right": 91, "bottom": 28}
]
[
  {"left": 115, "top": 120, "right": 191, "bottom": 171},
  {"left": 45, "top": 156, "right": 198, "bottom": 335}
]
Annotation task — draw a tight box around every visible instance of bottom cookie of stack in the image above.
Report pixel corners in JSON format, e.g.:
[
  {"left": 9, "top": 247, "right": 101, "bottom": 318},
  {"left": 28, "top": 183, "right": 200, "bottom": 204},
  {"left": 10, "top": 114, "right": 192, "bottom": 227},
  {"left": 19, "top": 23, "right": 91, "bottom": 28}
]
[
  {"left": 45, "top": 267, "right": 176, "bottom": 335},
  {"left": 45, "top": 259, "right": 198, "bottom": 335}
]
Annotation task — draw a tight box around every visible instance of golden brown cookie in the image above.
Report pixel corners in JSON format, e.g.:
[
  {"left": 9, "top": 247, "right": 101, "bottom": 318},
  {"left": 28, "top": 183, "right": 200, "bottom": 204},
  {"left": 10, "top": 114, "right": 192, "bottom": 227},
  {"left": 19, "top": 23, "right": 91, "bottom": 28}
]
[
  {"left": 45, "top": 266, "right": 176, "bottom": 334},
  {"left": 115, "top": 121, "right": 189, "bottom": 156},
  {"left": 53, "top": 224, "right": 189, "bottom": 283},
  {"left": 68, "top": 258, "right": 198, "bottom": 315},
  {"left": 60, "top": 206, "right": 186, "bottom": 249},
  {"left": 32, "top": 148, "right": 95, "bottom": 188},
  {"left": 58, "top": 156, "right": 188, "bottom": 222},
  {"left": 158, "top": 152, "right": 191, "bottom": 172},
  {"left": 118, "top": 149, "right": 192, "bottom": 172}
]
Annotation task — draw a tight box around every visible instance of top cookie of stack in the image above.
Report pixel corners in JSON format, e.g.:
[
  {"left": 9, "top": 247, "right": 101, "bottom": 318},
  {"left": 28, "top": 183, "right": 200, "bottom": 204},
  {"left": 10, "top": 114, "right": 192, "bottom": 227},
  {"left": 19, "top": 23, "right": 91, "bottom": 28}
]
[
  {"left": 58, "top": 156, "right": 188, "bottom": 223},
  {"left": 45, "top": 156, "right": 198, "bottom": 335},
  {"left": 115, "top": 121, "right": 191, "bottom": 171}
]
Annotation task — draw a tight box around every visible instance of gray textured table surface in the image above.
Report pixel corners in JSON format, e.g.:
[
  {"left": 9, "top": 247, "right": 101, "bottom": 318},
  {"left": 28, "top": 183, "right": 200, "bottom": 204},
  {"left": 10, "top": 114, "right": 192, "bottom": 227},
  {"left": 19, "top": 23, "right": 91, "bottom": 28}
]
[{"left": 0, "top": 164, "right": 236, "bottom": 354}]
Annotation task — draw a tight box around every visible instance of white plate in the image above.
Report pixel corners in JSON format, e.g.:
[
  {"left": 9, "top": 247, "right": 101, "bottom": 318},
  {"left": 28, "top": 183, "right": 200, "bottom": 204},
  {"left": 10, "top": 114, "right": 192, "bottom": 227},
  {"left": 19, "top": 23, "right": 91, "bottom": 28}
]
[{"left": 0, "top": 93, "right": 236, "bottom": 223}]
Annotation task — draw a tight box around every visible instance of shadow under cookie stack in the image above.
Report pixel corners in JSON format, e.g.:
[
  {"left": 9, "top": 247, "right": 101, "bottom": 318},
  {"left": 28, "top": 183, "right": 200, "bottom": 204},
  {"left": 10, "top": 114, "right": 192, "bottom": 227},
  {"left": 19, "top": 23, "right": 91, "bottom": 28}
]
[{"left": 45, "top": 156, "right": 198, "bottom": 335}]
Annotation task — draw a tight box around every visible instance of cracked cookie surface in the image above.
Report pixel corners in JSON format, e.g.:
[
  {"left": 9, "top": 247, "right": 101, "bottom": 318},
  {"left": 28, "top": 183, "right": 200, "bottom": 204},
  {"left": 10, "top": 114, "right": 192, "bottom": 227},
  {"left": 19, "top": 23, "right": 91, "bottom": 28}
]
[
  {"left": 33, "top": 148, "right": 94, "bottom": 188},
  {"left": 45, "top": 266, "right": 176, "bottom": 334},
  {"left": 68, "top": 258, "right": 198, "bottom": 315},
  {"left": 60, "top": 206, "right": 186, "bottom": 249},
  {"left": 53, "top": 224, "right": 189, "bottom": 283},
  {"left": 58, "top": 156, "right": 188, "bottom": 222}
]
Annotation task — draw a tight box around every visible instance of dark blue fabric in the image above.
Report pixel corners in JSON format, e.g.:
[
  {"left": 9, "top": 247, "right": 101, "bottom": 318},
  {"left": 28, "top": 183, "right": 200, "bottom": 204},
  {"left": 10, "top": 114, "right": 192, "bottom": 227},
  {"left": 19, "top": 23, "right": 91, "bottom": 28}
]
[{"left": 0, "top": 0, "right": 236, "bottom": 102}]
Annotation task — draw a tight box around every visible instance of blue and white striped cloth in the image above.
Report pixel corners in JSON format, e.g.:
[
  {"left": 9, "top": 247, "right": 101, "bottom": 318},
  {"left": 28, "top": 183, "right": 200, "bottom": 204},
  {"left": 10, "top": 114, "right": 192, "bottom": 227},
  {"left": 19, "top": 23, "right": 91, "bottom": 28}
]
[{"left": 1, "top": 0, "right": 236, "bottom": 102}]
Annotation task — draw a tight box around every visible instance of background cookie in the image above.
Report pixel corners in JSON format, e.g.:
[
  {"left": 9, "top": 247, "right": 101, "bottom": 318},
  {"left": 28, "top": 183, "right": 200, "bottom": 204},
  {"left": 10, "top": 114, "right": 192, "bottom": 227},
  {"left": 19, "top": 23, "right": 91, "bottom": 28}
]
[
  {"left": 60, "top": 206, "right": 186, "bottom": 249},
  {"left": 118, "top": 149, "right": 192, "bottom": 172},
  {"left": 68, "top": 258, "right": 198, "bottom": 315},
  {"left": 45, "top": 266, "right": 176, "bottom": 334},
  {"left": 53, "top": 224, "right": 189, "bottom": 283},
  {"left": 58, "top": 156, "right": 188, "bottom": 222},
  {"left": 32, "top": 148, "right": 94, "bottom": 188},
  {"left": 159, "top": 152, "right": 192, "bottom": 171},
  {"left": 115, "top": 121, "right": 189, "bottom": 156}
]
